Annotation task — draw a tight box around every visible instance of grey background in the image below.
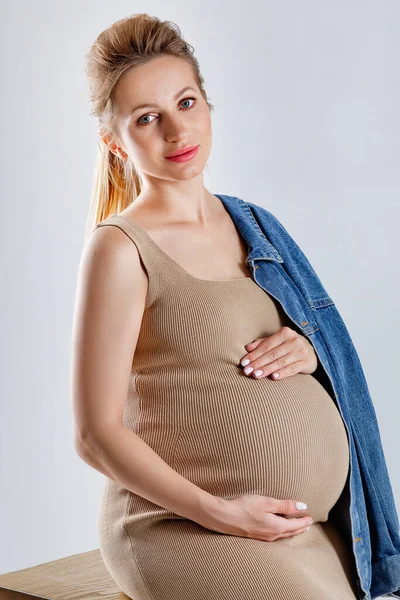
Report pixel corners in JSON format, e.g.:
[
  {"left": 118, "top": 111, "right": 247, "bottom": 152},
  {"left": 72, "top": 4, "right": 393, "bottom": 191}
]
[{"left": 1, "top": 2, "right": 398, "bottom": 593}]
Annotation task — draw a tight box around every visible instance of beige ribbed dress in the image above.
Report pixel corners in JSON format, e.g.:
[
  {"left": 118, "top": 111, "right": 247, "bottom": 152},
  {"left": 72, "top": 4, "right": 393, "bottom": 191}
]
[{"left": 94, "top": 214, "right": 359, "bottom": 600}]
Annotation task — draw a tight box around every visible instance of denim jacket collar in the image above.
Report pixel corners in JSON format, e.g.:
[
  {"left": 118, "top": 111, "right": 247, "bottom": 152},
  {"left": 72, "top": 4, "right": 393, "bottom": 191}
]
[{"left": 218, "top": 194, "right": 284, "bottom": 263}]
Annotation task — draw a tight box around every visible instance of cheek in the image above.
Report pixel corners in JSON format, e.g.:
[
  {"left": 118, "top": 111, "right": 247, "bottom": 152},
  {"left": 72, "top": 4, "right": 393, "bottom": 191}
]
[
  {"left": 125, "top": 130, "right": 158, "bottom": 163},
  {"left": 200, "top": 108, "right": 212, "bottom": 135},
  {"left": 194, "top": 110, "right": 212, "bottom": 152}
]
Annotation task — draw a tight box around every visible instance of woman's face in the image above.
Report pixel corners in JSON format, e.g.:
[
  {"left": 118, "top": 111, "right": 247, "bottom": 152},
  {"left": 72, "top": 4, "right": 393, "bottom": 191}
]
[{"left": 105, "top": 55, "right": 212, "bottom": 183}]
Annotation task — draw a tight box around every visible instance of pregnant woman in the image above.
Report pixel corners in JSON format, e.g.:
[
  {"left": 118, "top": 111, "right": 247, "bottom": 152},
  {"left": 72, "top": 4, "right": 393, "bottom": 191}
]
[{"left": 71, "top": 13, "right": 361, "bottom": 599}]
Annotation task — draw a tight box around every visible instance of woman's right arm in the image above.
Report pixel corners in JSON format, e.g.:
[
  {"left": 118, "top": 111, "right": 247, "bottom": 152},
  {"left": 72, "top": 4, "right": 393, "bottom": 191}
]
[{"left": 70, "top": 225, "right": 226, "bottom": 529}]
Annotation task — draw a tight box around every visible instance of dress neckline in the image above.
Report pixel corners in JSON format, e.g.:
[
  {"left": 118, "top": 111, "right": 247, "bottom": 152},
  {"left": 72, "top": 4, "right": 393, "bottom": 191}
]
[{"left": 107, "top": 214, "right": 254, "bottom": 284}]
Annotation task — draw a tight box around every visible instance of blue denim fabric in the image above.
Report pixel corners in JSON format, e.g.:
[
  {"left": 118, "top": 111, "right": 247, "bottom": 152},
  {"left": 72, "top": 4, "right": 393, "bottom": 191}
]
[{"left": 214, "top": 193, "right": 400, "bottom": 600}]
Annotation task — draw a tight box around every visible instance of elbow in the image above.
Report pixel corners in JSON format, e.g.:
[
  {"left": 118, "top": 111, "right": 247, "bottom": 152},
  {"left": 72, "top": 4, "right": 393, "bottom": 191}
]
[
  {"left": 73, "top": 423, "right": 117, "bottom": 458},
  {"left": 74, "top": 437, "right": 89, "bottom": 460},
  {"left": 73, "top": 428, "right": 94, "bottom": 459}
]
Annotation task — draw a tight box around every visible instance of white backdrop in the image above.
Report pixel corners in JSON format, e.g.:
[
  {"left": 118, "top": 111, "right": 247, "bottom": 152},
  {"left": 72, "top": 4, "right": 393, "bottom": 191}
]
[{"left": 1, "top": 1, "right": 399, "bottom": 589}]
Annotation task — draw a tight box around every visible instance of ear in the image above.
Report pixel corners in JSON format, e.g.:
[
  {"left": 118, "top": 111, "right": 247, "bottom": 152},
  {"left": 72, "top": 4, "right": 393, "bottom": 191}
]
[
  {"left": 98, "top": 128, "right": 127, "bottom": 160},
  {"left": 99, "top": 129, "right": 112, "bottom": 146}
]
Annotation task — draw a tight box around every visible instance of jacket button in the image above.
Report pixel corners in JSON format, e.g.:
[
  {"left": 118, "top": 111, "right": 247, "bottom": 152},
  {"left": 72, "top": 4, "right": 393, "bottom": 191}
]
[
  {"left": 301, "top": 321, "right": 308, "bottom": 326},
  {"left": 355, "top": 537, "right": 361, "bottom": 543}
]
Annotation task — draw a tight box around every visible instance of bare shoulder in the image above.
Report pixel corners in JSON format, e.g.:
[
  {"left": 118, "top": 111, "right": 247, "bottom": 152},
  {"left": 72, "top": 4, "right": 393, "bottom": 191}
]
[{"left": 81, "top": 222, "right": 148, "bottom": 302}]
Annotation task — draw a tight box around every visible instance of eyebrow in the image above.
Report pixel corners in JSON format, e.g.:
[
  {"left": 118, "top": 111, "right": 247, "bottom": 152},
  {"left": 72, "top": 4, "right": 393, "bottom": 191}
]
[{"left": 130, "top": 86, "right": 198, "bottom": 114}]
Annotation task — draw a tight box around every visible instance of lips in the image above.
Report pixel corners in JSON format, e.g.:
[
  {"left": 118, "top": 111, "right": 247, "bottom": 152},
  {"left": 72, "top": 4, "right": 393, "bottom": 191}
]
[{"left": 165, "top": 145, "right": 199, "bottom": 158}]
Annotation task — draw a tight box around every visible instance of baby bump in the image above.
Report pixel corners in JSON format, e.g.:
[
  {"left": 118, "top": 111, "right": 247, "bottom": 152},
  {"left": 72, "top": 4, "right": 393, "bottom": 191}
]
[{"left": 172, "top": 371, "right": 350, "bottom": 523}]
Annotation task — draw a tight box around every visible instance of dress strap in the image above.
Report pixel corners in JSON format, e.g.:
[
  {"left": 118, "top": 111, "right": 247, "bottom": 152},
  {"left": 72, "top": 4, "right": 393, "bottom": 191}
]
[{"left": 94, "top": 214, "right": 161, "bottom": 309}]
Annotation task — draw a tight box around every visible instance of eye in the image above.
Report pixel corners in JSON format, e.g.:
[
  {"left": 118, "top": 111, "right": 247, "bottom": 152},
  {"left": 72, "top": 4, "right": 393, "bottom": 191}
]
[
  {"left": 180, "top": 97, "right": 196, "bottom": 109},
  {"left": 137, "top": 114, "right": 156, "bottom": 126},
  {"left": 137, "top": 97, "right": 197, "bottom": 126}
]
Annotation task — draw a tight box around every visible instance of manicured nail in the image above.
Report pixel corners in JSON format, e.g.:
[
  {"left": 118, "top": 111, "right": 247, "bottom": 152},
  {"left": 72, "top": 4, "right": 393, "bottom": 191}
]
[
  {"left": 244, "top": 366, "right": 254, "bottom": 375},
  {"left": 272, "top": 372, "right": 279, "bottom": 379},
  {"left": 254, "top": 370, "right": 263, "bottom": 377},
  {"left": 241, "top": 358, "right": 250, "bottom": 366},
  {"left": 296, "top": 502, "right": 307, "bottom": 510}
]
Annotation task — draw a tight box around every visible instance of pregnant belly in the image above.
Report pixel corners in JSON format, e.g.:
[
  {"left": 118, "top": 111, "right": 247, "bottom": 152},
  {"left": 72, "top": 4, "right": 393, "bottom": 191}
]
[{"left": 172, "top": 371, "right": 350, "bottom": 523}]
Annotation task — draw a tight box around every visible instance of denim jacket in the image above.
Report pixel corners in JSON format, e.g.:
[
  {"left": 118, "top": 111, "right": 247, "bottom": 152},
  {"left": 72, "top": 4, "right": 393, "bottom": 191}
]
[{"left": 214, "top": 193, "right": 400, "bottom": 600}]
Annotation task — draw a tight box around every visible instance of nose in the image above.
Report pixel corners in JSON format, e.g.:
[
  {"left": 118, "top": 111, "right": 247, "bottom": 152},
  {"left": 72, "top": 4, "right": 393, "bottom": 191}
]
[{"left": 163, "top": 113, "right": 189, "bottom": 143}]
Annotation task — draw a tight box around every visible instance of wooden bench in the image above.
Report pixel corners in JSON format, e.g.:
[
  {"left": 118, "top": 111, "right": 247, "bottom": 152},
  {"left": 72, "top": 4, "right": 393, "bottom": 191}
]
[{"left": 0, "top": 549, "right": 130, "bottom": 599}]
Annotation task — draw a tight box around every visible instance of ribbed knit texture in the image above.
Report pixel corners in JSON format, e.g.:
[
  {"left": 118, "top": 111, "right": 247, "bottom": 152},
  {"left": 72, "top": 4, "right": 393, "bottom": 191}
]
[{"left": 94, "top": 214, "right": 358, "bottom": 600}]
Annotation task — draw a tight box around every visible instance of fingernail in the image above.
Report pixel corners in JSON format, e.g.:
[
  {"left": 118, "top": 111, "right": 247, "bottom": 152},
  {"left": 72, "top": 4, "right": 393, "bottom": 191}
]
[
  {"left": 296, "top": 502, "right": 307, "bottom": 510},
  {"left": 241, "top": 358, "right": 250, "bottom": 366}
]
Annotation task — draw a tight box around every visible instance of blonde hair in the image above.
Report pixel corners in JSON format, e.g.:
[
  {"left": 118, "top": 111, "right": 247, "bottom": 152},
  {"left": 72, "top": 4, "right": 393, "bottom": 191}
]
[{"left": 84, "top": 13, "right": 214, "bottom": 242}]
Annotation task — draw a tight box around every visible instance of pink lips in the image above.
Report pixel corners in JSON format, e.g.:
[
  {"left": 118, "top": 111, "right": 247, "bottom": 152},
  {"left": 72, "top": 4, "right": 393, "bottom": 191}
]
[{"left": 165, "top": 145, "right": 200, "bottom": 162}]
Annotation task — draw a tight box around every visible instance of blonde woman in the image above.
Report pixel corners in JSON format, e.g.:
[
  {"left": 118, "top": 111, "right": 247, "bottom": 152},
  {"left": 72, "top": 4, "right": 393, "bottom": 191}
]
[{"left": 71, "top": 13, "right": 400, "bottom": 600}]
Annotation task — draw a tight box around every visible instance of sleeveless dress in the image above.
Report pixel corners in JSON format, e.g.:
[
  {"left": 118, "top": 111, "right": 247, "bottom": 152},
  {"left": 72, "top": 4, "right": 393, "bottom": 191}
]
[{"left": 94, "top": 214, "right": 359, "bottom": 600}]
